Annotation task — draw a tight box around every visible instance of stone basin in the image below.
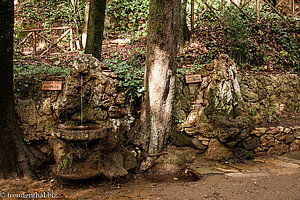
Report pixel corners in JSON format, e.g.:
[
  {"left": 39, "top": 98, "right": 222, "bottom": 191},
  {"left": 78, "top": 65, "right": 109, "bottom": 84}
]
[{"left": 51, "top": 124, "right": 108, "bottom": 141}]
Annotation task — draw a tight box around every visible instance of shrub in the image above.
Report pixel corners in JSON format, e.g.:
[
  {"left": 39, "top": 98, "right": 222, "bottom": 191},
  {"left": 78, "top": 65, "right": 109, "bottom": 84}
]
[
  {"left": 106, "top": 0, "right": 149, "bottom": 34},
  {"left": 223, "top": 7, "right": 252, "bottom": 65}
]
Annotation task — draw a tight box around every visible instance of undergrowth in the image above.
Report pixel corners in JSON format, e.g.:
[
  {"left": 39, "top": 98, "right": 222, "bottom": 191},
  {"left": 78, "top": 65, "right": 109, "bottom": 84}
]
[
  {"left": 15, "top": 0, "right": 85, "bottom": 32},
  {"left": 223, "top": 7, "right": 253, "bottom": 65},
  {"left": 14, "top": 63, "right": 70, "bottom": 79},
  {"left": 105, "top": 0, "right": 149, "bottom": 36},
  {"left": 102, "top": 48, "right": 146, "bottom": 103},
  {"left": 14, "top": 0, "right": 299, "bottom": 75}
]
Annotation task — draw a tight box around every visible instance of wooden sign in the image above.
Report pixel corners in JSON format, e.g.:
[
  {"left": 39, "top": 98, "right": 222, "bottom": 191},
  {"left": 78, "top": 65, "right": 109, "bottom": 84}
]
[
  {"left": 185, "top": 74, "right": 202, "bottom": 84},
  {"left": 42, "top": 81, "right": 62, "bottom": 90}
]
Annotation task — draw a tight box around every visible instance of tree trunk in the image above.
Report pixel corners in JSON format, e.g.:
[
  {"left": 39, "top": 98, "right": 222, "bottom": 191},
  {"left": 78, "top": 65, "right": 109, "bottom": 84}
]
[
  {"left": 85, "top": 0, "right": 106, "bottom": 60},
  {"left": 191, "top": 0, "right": 195, "bottom": 31},
  {"left": 178, "top": 0, "right": 191, "bottom": 51},
  {"left": 138, "top": 0, "right": 180, "bottom": 167},
  {"left": 81, "top": 0, "right": 90, "bottom": 49},
  {"left": 0, "top": 0, "right": 39, "bottom": 179}
]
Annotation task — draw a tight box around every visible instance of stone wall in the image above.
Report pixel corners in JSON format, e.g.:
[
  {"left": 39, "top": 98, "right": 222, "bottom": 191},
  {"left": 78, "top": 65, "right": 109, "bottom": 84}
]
[
  {"left": 16, "top": 55, "right": 131, "bottom": 141},
  {"left": 174, "top": 54, "right": 300, "bottom": 159},
  {"left": 239, "top": 73, "right": 300, "bottom": 124},
  {"left": 15, "top": 54, "right": 137, "bottom": 179},
  {"left": 15, "top": 54, "right": 300, "bottom": 167},
  {"left": 203, "top": 126, "right": 300, "bottom": 160},
  {"left": 251, "top": 126, "right": 300, "bottom": 155}
]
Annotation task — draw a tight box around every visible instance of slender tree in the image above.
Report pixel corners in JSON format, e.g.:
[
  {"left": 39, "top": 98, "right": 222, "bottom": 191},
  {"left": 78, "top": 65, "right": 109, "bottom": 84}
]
[
  {"left": 178, "top": 0, "right": 191, "bottom": 51},
  {"left": 85, "top": 0, "right": 106, "bottom": 60},
  {"left": 0, "top": 0, "right": 38, "bottom": 179},
  {"left": 138, "top": 0, "right": 180, "bottom": 168},
  {"left": 81, "top": 0, "right": 90, "bottom": 49}
]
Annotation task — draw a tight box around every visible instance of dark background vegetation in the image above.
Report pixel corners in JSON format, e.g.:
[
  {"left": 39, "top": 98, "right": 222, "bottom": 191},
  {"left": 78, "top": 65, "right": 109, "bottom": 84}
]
[{"left": 13, "top": 0, "right": 299, "bottom": 103}]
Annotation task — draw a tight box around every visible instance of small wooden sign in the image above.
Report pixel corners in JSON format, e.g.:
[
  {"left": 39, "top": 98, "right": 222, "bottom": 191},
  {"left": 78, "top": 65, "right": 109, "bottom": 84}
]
[
  {"left": 42, "top": 81, "right": 62, "bottom": 90},
  {"left": 185, "top": 74, "right": 202, "bottom": 84}
]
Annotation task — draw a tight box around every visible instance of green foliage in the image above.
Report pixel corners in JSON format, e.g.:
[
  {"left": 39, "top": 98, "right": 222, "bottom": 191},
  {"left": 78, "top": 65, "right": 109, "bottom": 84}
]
[
  {"left": 186, "top": 0, "right": 223, "bottom": 25},
  {"left": 223, "top": 7, "right": 252, "bottom": 65},
  {"left": 102, "top": 49, "right": 145, "bottom": 103},
  {"left": 128, "top": 113, "right": 135, "bottom": 124},
  {"left": 177, "top": 62, "right": 204, "bottom": 75},
  {"left": 250, "top": 104, "right": 258, "bottom": 116},
  {"left": 276, "top": 33, "right": 299, "bottom": 72},
  {"left": 14, "top": 64, "right": 70, "bottom": 79},
  {"left": 24, "top": 138, "right": 30, "bottom": 143},
  {"left": 289, "top": 102, "right": 300, "bottom": 113},
  {"left": 57, "top": 153, "right": 71, "bottom": 172},
  {"left": 16, "top": 0, "right": 85, "bottom": 29},
  {"left": 106, "top": 0, "right": 149, "bottom": 34}
]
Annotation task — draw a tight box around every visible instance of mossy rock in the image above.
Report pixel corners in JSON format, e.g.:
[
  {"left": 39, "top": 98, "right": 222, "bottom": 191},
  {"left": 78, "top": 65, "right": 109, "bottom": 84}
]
[
  {"left": 242, "top": 137, "right": 260, "bottom": 150},
  {"left": 169, "top": 132, "right": 195, "bottom": 147},
  {"left": 217, "top": 128, "right": 240, "bottom": 143},
  {"left": 156, "top": 146, "right": 199, "bottom": 166},
  {"left": 176, "top": 95, "right": 190, "bottom": 112},
  {"left": 210, "top": 115, "right": 254, "bottom": 147},
  {"left": 204, "top": 84, "right": 240, "bottom": 118},
  {"left": 169, "top": 132, "right": 207, "bottom": 150}
]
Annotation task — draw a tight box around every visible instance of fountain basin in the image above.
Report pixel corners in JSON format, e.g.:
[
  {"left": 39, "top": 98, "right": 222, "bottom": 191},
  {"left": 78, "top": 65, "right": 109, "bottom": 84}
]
[{"left": 51, "top": 124, "right": 108, "bottom": 141}]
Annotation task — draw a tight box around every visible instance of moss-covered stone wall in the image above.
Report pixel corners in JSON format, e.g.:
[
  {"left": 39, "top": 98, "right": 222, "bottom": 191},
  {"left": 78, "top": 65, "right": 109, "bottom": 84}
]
[
  {"left": 15, "top": 54, "right": 300, "bottom": 164},
  {"left": 174, "top": 55, "right": 300, "bottom": 159},
  {"left": 15, "top": 54, "right": 138, "bottom": 179}
]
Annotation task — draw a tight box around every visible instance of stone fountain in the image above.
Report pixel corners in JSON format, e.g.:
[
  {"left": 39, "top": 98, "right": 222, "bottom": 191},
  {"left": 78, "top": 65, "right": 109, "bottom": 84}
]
[
  {"left": 50, "top": 54, "right": 137, "bottom": 180},
  {"left": 51, "top": 124, "right": 108, "bottom": 141}
]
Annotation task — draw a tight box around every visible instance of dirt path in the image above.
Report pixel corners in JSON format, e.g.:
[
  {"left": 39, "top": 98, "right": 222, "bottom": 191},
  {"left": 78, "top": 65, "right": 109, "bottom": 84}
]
[
  {"left": 91, "top": 173, "right": 300, "bottom": 200},
  {"left": 1, "top": 152, "right": 300, "bottom": 200}
]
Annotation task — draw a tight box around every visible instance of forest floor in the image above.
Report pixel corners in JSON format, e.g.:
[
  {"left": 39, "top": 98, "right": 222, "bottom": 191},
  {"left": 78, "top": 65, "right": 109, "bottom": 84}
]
[{"left": 0, "top": 150, "right": 300, "bottom": 200}]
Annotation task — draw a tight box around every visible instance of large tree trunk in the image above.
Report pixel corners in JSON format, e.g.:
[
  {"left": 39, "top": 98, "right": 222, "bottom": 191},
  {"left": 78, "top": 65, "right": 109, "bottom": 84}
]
[
  {"left": 0, "top": 0, "right": 39, "bottom": 179},
  {"left": 85, "top": 0, "right": 106, "bottom": 60},
  {"left": 138, "top": 0, "right": 180, "bottom": 169}
]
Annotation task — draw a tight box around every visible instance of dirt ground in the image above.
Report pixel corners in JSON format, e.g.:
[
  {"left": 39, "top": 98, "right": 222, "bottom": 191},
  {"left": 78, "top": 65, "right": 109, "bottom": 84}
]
[{"left": 1, "top": 151, "right": 300, "bottom": 200}]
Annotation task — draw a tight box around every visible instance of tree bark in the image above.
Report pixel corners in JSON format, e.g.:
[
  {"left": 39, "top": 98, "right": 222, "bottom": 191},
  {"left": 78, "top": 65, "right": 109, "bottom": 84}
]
[
  {"left": 81, "top": 0, "right": 90, "bottom": 49},
  {"left": 0, "top": 0, "right": 38, "bottom": 179},
  {"left": 191, "top": 0, "right": 195, "bottom": 31},
  {"left": 139, "top": 0, "right": 180, "bottom": 160},
  {"left": 85, "top": 0, "right": 106, "bottom": 60},
  {"left": 178, "top": 0, "right": 191, "bottom": 51}
]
